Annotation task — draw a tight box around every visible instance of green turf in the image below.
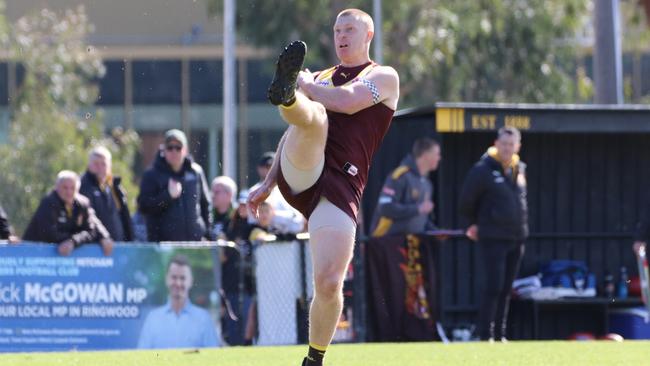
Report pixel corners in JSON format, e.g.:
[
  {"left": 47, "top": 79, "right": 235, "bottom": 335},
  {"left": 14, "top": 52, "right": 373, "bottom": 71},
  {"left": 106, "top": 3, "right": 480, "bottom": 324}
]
[{"left": 2, "top": 341, "right": 650, "bottom": 366}]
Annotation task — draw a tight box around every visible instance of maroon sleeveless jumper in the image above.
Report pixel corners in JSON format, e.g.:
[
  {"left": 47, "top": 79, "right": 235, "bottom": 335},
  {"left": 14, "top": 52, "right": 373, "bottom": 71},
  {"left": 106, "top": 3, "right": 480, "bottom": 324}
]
[{"left": 277, "top": 62, "right": 395, "bottom": 222}]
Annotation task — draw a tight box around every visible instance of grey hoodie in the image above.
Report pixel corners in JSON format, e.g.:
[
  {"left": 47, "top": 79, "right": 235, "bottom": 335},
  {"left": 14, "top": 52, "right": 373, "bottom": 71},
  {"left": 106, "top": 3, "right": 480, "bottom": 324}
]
[{"left": 370, "top": 154, "right": 435, "bottom": 237}]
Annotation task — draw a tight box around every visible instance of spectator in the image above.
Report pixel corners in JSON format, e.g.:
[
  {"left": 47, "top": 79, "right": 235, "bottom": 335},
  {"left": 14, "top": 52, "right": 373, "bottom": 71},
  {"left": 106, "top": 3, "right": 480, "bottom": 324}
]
[
  {"left": 80, "top": 146, "right": 134, "bottom": 241},
  {"left": 137, "top": 129, "right": 212, "bottom": 242},
  {"left": 0, "top": 204, "right": 19, "bottom": 243},
  {"left": 458, "top": 126, "right": 528, "bottom": 342},
  {"left": 137, "top": 254, "right": 219, "bottom": 348},
  {"left": 211, "top": 176, "right": 237, "bottom": 240},
  {"left": 23, "top": 170, "right": 113, "bottom": 256},
  {"left": 249, "top": 201, "right": 275, "bottom": 241},
  {"left": 248, "top": 201, "right": 294, "bottom": 242},
  {"left": 370, "top": 138, "right": 441, "bottom": 237},
  {"left": 230, "top": 201, "right": 286, "bottom": 347},
  {"left": 227, "top": 190, "right": 254, "bottom": 242},
  {"left": 249, "top": 152, "right": 305, "bottom": 234},
  {"left": 221, "top": 189, "right": 255, "bottom": 346},
  {"left": 131, "top": 209, "right": 149, "bottom": 242}
]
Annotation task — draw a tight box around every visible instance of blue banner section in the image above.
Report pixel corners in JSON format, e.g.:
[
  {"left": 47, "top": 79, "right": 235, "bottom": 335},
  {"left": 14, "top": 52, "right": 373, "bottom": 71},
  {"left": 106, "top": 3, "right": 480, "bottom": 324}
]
[{"left": 0, "top": 243, "right": 220, "bottom": 352}]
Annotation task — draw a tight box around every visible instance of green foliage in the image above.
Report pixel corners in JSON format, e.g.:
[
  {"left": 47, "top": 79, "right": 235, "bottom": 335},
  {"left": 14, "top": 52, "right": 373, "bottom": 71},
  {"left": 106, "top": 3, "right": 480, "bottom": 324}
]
[
  {"left": 621, "top": 0, "right": 650, "bottom": 52},
  {"left": 0, "top": 2, "right": 7, "bottom": 46},
  {"left": 384, "top": 0, "right": 590, "bottom": 105},
  {"left": 0, "top": 5, "right": 140, "bottom": 234},
  {"left": 209, "top": 0, "right": 592, "bottom": 106},
  {"left": 231, "top": 0, "right": 367, "bottom": 67},
  {"left": 621, "top": 0, "right": 650, "bottom": 103}
]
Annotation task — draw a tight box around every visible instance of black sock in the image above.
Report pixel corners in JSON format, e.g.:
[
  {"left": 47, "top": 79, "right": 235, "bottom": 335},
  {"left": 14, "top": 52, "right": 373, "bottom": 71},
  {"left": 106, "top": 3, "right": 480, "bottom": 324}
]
[{"left": 305, "top": 343, "right": 326, "bottom": 365}]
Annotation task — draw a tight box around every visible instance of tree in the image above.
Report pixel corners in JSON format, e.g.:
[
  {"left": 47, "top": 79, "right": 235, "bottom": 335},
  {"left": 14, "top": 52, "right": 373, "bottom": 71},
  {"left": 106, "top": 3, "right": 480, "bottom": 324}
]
[
  {"left": 388, "top": 1, "right": 590, "bottom": 104},
  {"left": 209, "top": 0, "right": 591, "bottom": 106},
  {"left": 620, "top": 0, "right": 650, "bottom": 102},
  {"left": 0, "top": 5, "right": 140, "bottom": 234},
  {"left": 210, "top": 0, "right": 366, "bottom": 67}
]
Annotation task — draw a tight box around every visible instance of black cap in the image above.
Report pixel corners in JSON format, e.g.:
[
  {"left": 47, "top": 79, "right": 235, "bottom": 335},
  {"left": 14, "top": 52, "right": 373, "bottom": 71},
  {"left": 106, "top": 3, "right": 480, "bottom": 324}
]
[{"left": 258, "top": 151, "right": 275, "bottom": 167}]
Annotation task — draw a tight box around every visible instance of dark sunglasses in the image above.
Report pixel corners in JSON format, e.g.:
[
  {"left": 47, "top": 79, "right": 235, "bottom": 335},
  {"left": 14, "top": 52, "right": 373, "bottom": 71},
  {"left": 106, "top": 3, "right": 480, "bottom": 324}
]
[{"left": 165, "top": 145, "right": 183, "bottom": 152}]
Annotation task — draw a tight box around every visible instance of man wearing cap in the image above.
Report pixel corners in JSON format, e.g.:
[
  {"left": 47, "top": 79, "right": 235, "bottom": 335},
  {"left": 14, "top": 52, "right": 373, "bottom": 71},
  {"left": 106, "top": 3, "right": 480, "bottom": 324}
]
[
  {"left": 248, "top": 152, "right": 305, "bottom": 234},
  {"left": 137, "top": 129, "right": 212, "bottom": 242}
]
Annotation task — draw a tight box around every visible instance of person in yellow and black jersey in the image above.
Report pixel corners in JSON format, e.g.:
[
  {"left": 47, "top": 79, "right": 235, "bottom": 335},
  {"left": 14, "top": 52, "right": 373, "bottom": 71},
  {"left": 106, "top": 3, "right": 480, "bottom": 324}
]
[
  {"left": 458, "top": 126, "right": 528, "bottom": 342},
  {"left": 370, "top": 138, "right": 441, "bottom": 237}
]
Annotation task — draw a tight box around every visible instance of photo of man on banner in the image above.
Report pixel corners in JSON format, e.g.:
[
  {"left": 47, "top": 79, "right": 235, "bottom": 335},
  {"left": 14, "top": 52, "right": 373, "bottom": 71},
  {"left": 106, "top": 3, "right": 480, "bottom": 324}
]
[{"left": 137, "top": 254, "right": 221, "bottom": 349}]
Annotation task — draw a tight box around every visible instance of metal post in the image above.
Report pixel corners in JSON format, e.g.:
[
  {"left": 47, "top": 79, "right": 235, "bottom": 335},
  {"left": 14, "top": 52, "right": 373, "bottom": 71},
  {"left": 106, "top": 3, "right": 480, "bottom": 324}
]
[
  {"left": 238, "top": 59, "right": 249, "bottom": 190},
  {"left": 124, "top": 59, "right": 133, "bottom": 130},
  {"left": 372, "top": 0, "right": 383, "bottom": 64},
  {"left": 209, "top": 124, "right": 219, "bottom": 179},
  {"left": 210, "top": 246, "right": 223, "bottom": 343},
  {"left": 223, "top": 0, "right": 237, "bottom": 179},
  {"left": 181, "top": 58, "right": 191, "bottom": 141},
  {"left": 298, "top": 239, "right": 309, "bottom": 343},
  {"left": 353, "top": 239, "right": 367, "bottom": 342},
  {"left": 633, "top": 52, "right": 642, "bottom": 103},
  {"left": 7, "top": 61, "right": 16, "bottom": 112},
  {"left": 593, "top": 0, "right": 623, "bottom": 104}
]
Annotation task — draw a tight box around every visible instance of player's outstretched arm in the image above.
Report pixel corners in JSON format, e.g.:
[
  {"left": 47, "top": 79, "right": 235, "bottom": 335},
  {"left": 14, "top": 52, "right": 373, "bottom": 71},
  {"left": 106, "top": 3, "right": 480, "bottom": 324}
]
[
  {"left": 299, "top": 66, "right": 399, "bottom": 115},
  {"left": 248, "top": 131, "right": 287, "bottom": 218}
]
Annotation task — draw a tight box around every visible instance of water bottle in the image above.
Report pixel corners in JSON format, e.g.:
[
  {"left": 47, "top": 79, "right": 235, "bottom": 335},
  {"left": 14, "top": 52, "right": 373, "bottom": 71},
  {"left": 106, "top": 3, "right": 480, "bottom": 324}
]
[{"left": 617, "top": 266, "right": 628, "bottom": 299}]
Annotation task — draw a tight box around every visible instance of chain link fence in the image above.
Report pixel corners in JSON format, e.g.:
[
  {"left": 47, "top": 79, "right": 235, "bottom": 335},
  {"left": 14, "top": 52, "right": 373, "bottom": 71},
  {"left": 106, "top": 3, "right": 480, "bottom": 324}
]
[{"left": 217, "top": 237, "right": 360, "bottom": 347}]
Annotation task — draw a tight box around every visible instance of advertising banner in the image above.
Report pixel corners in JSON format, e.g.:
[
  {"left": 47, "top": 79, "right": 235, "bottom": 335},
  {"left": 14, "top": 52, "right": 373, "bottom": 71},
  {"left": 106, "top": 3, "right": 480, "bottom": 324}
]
[{"left": 0, "top": 243, "right": 221, "bottom": 352}]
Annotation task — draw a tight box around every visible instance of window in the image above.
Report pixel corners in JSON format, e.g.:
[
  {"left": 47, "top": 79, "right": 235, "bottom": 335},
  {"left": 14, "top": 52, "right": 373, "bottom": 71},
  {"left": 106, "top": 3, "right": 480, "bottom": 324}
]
[
  {"left": 96, "top": 60, "right": 125, "bottom": 105},
  {"left": 133, "top": 60, "right": 181, "bottom": 104},
  {"left": 190, "top": 60, "right": 222, "bottom": 104}
]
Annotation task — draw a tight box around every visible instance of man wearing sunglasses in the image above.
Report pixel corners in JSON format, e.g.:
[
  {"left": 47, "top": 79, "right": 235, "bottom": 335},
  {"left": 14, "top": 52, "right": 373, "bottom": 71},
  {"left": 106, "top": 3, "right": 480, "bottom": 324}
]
[{"left": 137, "top": 129, "right": 212, "bottom": 242}]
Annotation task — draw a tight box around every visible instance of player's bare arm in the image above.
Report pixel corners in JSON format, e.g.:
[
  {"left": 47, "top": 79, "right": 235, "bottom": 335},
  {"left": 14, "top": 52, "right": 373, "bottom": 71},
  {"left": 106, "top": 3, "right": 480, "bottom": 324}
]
[
  {"left": 298, "top": 66, "right": 399, "bottom": 114},
  {"left": 247, "top": 131, "right": 288, "bottom": 217}
]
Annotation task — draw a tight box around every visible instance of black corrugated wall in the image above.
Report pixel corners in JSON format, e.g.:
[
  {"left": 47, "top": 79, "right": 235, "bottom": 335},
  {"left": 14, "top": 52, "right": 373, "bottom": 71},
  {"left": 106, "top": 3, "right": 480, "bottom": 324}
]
[{"left": 363, "top": 117, "right": 648, "bottom": 332}]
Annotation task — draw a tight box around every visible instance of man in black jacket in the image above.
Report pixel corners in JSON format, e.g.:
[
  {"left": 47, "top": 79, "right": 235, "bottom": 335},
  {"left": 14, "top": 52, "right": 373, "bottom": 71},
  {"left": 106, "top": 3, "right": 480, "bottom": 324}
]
[
  {"left": 80, "top": 146, "right": 134, "bottom": 241},
  {"left": 23, "top": 170, "right": 113, "bottom": 256},
  {"left": 137, "top": 129, "right": 212, "bottom": 242},
  {"left": 458, "top": 126, "right": 528, "bottom": 342}
]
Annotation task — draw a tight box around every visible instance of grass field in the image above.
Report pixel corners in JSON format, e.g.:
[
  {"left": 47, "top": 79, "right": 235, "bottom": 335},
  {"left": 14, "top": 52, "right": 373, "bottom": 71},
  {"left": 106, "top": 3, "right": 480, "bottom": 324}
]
[{"left": 2, "top": 341, "right": 650, "bottom": 366}]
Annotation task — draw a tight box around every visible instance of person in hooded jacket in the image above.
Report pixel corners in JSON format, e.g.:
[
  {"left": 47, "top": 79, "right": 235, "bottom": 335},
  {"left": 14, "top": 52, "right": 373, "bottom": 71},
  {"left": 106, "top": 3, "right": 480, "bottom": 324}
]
[
  {"left": 80, "top": 146, "right": 134, "bottom": 242},
  {"left": 137, "top": 129, "right": 211, "bottom": 242},
  {"left": 370, "top": 138, "right": 441, "bottom": 237}
]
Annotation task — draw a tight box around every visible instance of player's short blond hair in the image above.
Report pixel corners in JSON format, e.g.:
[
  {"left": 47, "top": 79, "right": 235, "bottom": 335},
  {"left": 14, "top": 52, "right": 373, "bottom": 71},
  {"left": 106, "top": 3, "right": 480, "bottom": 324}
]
[{"left": 337, "top": 8, "right": 374, "bottom": 33}]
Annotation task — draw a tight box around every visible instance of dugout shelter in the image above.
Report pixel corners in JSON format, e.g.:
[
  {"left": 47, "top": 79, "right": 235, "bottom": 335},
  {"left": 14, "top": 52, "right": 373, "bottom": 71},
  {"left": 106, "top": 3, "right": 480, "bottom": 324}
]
[{"left": 362, "top": 102, "right": 650, "bottom": 339}]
